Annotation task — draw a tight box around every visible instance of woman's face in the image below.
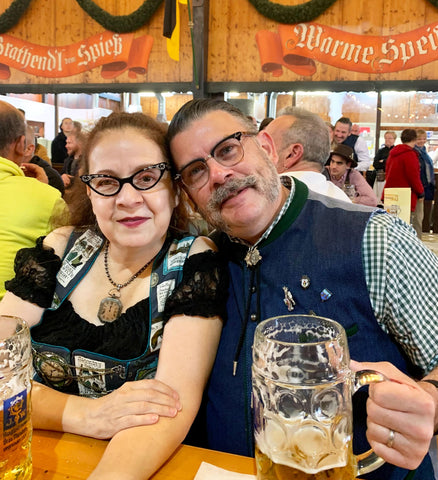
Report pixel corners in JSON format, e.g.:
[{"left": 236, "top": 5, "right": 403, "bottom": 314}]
[
  {"left": 87, "top": 128, "right": 178, "bottom": 251},
  {"left": 384, "top": 133, "right": 396, "bottom": 148},
  {"left": 416, "top": 134, "right": 427, "bottom": 148}
]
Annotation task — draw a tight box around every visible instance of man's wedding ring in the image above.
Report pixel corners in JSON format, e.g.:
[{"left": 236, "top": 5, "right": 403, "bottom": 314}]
[{"left": 386, "top": 429, "right": 395, "bottom": 448}]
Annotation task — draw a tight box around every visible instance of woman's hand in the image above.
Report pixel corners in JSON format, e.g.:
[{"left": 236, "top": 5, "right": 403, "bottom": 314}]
[
  {"left": 351, "top": 360, "right": 435, "bottom": 470},
  {"left": 65, "top": 379, "right": 181, "bottom": 439}
]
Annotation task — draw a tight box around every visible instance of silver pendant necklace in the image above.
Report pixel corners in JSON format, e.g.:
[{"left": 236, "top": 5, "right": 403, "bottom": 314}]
[{"left": 98, "top": 242, "right": 154, "bottom": 323}]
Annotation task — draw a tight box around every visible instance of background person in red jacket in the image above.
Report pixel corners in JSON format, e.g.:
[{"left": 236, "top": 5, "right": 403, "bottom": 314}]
[{"left": 384, "top": 129, "right": 424, "bottom": 238}]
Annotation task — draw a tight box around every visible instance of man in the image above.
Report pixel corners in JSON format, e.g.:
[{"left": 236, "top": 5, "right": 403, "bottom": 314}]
[
  {"left": 168, "top": 99, "right": 438, "bottom": 480},
  {"left": 334, "top": 117, "right": 371, "bottom": 171},
  {"left": 351, "top": 123, "right": 361, "bottom": 136},
  {"left": 384, "top": 129, "right": 424, "bottom": 239},
  {"left": 51, "top": 117, "right": 74, "bottom": 164},
  {"left": 0, "top": 101, "right": 68, "bottom": 300},
  {"left": 325, "top": 144, "right": 379, "bottom": 206},
  {"left": 23, "top": 125, "right": 65, "bottom": 195},
  {"left": 61, "top": 130, "right": 84, "bottom": 188},
  {"left": 264, "top": 107, "right": 350, "bottom": 202}
]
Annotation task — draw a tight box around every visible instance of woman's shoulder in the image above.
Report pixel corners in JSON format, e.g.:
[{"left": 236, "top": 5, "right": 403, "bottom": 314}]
[
  {"left": 188, "top": 235, "right": 217, "bottom": 256},
  {"left": 43, "top": 226, "right": 75, "bottom": 257}
]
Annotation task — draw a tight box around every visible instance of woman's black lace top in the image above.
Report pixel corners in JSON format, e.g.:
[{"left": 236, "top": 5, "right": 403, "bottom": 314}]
[{"left": 6, "top": 237, "right": 228, "bottom": 359}]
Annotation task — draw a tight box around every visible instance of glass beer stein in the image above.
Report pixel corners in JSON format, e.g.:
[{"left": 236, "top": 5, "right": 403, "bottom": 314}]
[
  {"left": 252, "top": 315, "right": 385, "bottom": 480},
  {"left": 0, "top": 316, "right": 32, "bottom": 479}
]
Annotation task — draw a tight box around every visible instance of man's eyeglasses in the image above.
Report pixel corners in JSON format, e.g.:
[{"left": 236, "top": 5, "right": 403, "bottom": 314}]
[
  {"left": 80, "top": 162, "right": 170, "bottom": 196},
  {"left": 174, "top": 131, "right": 255, "bottom": 190}
]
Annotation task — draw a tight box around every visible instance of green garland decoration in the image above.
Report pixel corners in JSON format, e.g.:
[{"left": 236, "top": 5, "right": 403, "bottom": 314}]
[
  {"left": 0, "top": 0, "right": 33, "bottom": 34},
  {"left": 247, "top": 0, "right": 338, "bottom": 24},
  {"left": 1, "top": 0, "right": 438, "bottom": 35},
  {"left": 74, "top": 0, "right": 163, "bottom": 33}
]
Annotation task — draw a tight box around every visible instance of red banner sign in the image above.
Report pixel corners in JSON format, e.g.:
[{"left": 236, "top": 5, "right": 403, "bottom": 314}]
[
  {"left": 0, "top": 31, "right": 153, "bottom": 80},
  {"left": 256, "top": 22, "right": 438, "bottom": 77}
]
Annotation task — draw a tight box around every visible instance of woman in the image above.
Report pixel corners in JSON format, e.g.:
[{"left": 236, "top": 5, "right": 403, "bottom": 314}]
[
  {"left": 414, "top": 129, "right": 435, "bottom": 233},
  {"left": 0, "top": 112, "right": 227, "bottom": 479}
]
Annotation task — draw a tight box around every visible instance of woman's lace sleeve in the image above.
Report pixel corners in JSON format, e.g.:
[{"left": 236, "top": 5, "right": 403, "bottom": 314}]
[
  {"left": 162, "top": 250, "right": 229, "bottom": 323},
  {"left": 5, "top": 236, "right": 62, "bottom": 308}
]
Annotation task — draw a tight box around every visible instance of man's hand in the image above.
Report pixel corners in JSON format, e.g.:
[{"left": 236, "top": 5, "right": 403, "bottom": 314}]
[
  {"left": 21, "top": 163, "right": 49, "bottom": 184},
  {"left": 351, "top": 360, "right": 434, "bottom": 470},
  {"left": 66, "top": 379, "right": 182, "bottom": 439}
]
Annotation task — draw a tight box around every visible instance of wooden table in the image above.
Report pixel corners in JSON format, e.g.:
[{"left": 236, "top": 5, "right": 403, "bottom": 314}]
[{"left": 32, "top": 429, "right": 257, "bottom": 479}]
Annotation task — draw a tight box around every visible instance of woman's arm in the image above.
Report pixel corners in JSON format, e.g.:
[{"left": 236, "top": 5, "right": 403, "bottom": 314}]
[
  {"left": 32, "top": 377, "right": 183, "bottom": 438},
  {"left": 88, "top": 313, "right": 222, "bottom": 480}
]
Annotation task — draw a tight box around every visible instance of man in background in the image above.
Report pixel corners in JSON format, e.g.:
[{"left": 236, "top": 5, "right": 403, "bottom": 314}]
[
  {"left": 0, "top": 101, "right": 68, "bottom": 299},
  {"left": 23, "top": 125, "right": 65, "bottom": 195},
  {"left": 264, "top": 107, "right": 350, "bottom": 202},
  {"left": 334, "top": 116, "right": 371, "bottom": 171}
]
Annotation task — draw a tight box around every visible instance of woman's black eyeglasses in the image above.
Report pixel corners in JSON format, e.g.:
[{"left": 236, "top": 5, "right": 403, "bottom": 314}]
[{"left": 81, "top": 162, "right": 170, "bottom": 196}]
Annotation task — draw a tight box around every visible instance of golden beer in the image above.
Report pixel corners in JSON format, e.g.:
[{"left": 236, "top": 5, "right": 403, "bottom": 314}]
[
  {"left": 255, "top": 445, "right": 357, "bottom": 480},
  {"left": 0, "top": 317, "right": 33, "bottom": 479}
]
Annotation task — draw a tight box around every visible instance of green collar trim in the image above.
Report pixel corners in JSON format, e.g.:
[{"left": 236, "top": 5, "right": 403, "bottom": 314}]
[{"left": 260, "top": 178, "right": 308, "bottom": 248}]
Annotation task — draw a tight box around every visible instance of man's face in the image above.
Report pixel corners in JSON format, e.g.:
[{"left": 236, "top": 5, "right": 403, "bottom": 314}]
[
  {"left": 264, "top": 115, "right": 296, "bottom": 173},
  {"left": 333, "top": 122, "right": 350, "bottom": 143},
  {"left": 170, "top": 110, "right": 285, "bottom": 243},
  {"left": 329, "top": 154, "right": 349, "bottom": 179},
  {"left": 66, "top": 135, "right": 78, "bottom": 156},
  {"left": 351, "top": 124, "right": 360, "bottom": 136}
]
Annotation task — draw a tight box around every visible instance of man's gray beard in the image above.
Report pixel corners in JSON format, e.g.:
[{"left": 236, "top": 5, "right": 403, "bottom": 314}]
[{"left": 199, "top": 167, "right": 281, "bottom": 234}]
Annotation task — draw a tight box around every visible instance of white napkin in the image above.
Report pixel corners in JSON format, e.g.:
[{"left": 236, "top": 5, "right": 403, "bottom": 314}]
[{"left": 194, "top": 462, "right": 257, "bottom": 480}]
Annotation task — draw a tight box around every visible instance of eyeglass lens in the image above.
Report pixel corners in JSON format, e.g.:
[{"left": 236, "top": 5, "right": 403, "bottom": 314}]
[{"left": 180, "top": 133, "right": 245, "bottom": 188}]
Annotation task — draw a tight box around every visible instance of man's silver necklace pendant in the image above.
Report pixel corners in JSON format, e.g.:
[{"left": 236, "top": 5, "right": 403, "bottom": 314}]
[
  {"left": 244, "top": 246, "right": 262, "bottom": 268},
  {"left": 98, "top": 242, "right": 154, "bottom": 323}
]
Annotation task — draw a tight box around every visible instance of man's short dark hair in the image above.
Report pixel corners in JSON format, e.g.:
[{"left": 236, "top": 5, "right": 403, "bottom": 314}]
[
  {"left": 335, "top": 117, "right": 352, "bottom": 129},
  {"left": 167, "top": 99, "right": 256, "bottom": 144},
  {"left": 401, "top": 129, "right": 417, "bottom": 144}
]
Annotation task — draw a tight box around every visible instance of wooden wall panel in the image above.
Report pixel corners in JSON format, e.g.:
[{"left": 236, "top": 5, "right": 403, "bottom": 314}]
[
  {"left": 0, "top": 0, "right": 193, "bottom": 85},
  {"left": 208, "top": 0, "right": 438, "bottom": 84},
  {"left": 0, "top": 0, "right": 437, "bottom": 86}
]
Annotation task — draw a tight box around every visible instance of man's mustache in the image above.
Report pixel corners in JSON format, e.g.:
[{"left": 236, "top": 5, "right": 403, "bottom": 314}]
[{"left": 207, "top": 176, "right": 258, "bottom": 210}]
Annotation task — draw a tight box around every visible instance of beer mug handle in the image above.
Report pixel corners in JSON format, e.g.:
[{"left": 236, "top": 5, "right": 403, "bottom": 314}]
[{"left": 353, "top": 369, "right": 387, "bottom": 476}]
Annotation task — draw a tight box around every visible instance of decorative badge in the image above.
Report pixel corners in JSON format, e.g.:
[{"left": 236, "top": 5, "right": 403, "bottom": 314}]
[
  {"left": 300, "top": 275, "right": 310, "bottom": 289},
  {"left": 283, "top": 286, "right": 296, "bottom": 311},
  {"left": 320, "top": 288, "right": 333, "bottom": 302}
]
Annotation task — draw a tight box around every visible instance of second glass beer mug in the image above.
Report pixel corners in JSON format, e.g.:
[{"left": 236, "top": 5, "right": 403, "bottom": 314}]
[
  {"left": 252, "top": 315, "right": 385, "bottom": 480},
  {"left": 0, "top": 316, "right": 33, "bottom": 480}
]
